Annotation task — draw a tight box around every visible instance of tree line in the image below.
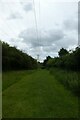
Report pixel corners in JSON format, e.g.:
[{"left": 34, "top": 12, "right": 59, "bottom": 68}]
[
  {"left": 1, "top": 40, "right": 80, "bottom": 71},
  {"left": 43, "top": 47, "right": 80, "bottom": 96},
  {"left": 43, "top": 47, "right": 80, "bottom": 71},
  {"left": 1, "top": 41, "right": 38, "bottom": 71}
]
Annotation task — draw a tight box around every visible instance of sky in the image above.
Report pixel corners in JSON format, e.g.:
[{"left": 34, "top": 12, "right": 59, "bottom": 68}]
[{"left": 0, "top": 0, "right": 79, "bottom": 62}]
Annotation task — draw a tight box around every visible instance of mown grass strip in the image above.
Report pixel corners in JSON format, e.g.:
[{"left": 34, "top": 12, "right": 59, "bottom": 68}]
[{"left": 2, "top": 69, "right": 79, "bottom": 118}]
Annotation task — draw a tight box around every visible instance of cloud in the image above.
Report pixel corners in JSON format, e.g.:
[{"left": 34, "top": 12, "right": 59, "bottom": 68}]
[
  {"left": 63, "top": 18, "right": 78, "bottom": 31},
  {"left": 19, "top": 28, "right": 65, "bottom": 48},
  {"left": 1, "top": 0, "right": 78, "bottom": 61},
  {"left": 8, "top": 12, "right": 23, "bottom": 19},
  {"left": 18, "top": 28, "right": 66, "bottom": 61},
  {"left": 55, "top": 31, "right": 78, "bottom": 50},
  {"left": 23, "top": 3, "right": 33, "bottom": 12},
  {"left": 49, "top": 29, "right": 65, "bottom": 41},
  {"left": 18, "top": 25, "right": 78, "bottom": 61}
]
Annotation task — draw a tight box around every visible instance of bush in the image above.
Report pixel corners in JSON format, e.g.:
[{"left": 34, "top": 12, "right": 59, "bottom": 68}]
[{"left": 44, "top": 47, "right": 80, "bottom": 71}]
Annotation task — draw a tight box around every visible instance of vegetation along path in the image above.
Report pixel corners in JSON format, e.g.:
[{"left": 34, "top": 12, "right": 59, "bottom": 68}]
[{"left": 2, "top": 69, "right": 78, "bottom": 118}]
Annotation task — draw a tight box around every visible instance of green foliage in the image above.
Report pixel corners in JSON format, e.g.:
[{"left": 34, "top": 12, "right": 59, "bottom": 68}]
[
  {"left": 43, "top": 56, "right": 51, "bottom": 67},
  {"left": 2, "top": 70, "right": 34, "bottom": 91},
  {"left": 58, "top": 48, "right": 69, "bottom": 57},
  {"left": 43, "top": 47, "right": 80, "bottom": 96},
  {"left": 44, "top": 47, "right": 80, "bottom": 71},
  {"left": 2, "top": 41, "right": 38, "bottom": 71}
]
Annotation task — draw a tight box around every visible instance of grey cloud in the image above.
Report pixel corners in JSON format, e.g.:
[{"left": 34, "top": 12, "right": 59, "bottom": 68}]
[
  {"left": 18, "top": 28, "right": 65, "bottom": 61},
  {"left": 63, "top": 18, "right": 77, "bottom": 31},
  {"left": 8, "top": 12, "right": 22, "bottom": 19},
  {"left": 49, "top": 29, "right": 65, "bottom": 41},
  {"left": 19, "top": 28, "right": 65, "bottom": 48},
  {"left": 55, "top": 36, "right": 78, "bottom": 50},
  {"left": 23, "top": 3, "right": 33, "bottom": 12},
  {"left": 18, "top": 27, "right": 77, "bottom": 61},
  {"left": 42, "top": 44, "right": 59, "bottom": 53}
]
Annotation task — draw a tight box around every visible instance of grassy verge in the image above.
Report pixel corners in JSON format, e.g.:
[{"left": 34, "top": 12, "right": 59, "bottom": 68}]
[
  {"left": 49, "top": 68, "right": 80, "bottom": 96},
  {"left": 2, "top": 70, "right": 35, "bottom": 91},
  {"left": 0, "top": 73, "right": 2, "bottom": 92},
  {"left": 0, "top": 73, "right": 2, "bottom": 119}
]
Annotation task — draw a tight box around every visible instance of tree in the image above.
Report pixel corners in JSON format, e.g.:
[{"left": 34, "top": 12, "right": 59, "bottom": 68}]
[
  {"left": 43, "top": 56, "right": 51, "bottom": 67},
  {"left": 2, "top": 41, "right": 38, "bottom": 71},
  {"left": 58, "top": 48, "right": 69, "bottom": 57}
]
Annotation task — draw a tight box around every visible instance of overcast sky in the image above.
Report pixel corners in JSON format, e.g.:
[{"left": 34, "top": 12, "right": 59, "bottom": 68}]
[{"left": 0, "top": 0, "right": 79, "bottom": 61}]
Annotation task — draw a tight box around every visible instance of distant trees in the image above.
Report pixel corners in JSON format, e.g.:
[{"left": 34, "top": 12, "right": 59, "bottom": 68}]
[
  {"left": 43, "top": 47, "right": 80, "bottom": 71},
  {"left": 2, "top": 39, "right": 80, "bottom": 71},
  {"left": 43, "top": 56, "right": 51, "bottom": 67},
  {"left": 2, "top": 41, "right": 38, "bottom": 71},
  {"left": 58, "top": 48, "right": 69, "bottom": 57}
]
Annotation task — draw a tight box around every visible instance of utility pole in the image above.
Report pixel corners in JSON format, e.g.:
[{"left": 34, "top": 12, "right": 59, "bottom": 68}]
[{"left": 37, "top": 54, "right": 39, "bottom": 62}]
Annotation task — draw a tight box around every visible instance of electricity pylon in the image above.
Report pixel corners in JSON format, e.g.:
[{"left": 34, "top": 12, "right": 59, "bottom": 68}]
[{"left": 37, "top": 54, "right": 39, "bottom": 62}]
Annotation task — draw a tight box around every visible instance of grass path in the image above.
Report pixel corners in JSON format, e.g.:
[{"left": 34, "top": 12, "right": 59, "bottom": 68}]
[{"left": 2, "top": 69, "right": 78, "bottom": 118}]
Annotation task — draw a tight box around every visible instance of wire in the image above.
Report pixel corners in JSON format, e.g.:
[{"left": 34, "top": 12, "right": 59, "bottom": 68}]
[
  {"left": 33, "top": 0, "right": 39, "bottom": 44},
  {"left": 32, "top": 0, "right": 42, "bottom": 61},
  {"left": 39, "top": 0, "right": 41, "bottom": 46}
]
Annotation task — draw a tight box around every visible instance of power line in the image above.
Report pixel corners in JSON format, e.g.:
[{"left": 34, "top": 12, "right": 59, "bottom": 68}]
[
  {"left": 33, "top": 0, "right": 39, "bottom": 43},
  {"left": 33, "top": 0, "right": 41, "bottom": 61},
  {"left": 37, "top": 54, "right": 39, "bottom": 62}
]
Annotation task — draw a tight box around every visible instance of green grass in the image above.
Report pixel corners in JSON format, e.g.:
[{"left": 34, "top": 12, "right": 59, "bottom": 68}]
[
  {"left": 2, "top": 69, "right": 79, "bottom": 118},
  {"left": 2, "top": 70, "right": 34, "bottom": 91},
  {"left": 0, "top": 73, "right": 2, "bottom": 92},
  {"left": 49, "top": 68, "right": 80, "bottom": 96},
  {"left": 0, "top": 73, "right": 2, "bottom": 119}
]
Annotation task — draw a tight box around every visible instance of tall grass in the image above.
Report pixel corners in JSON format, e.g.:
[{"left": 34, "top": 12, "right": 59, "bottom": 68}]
[
  {"left": 2, "top": 70, "right": 35, "bottom": 91},
  {"left": 49, "top": 68, "right": 80, "bottom": 96}
]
